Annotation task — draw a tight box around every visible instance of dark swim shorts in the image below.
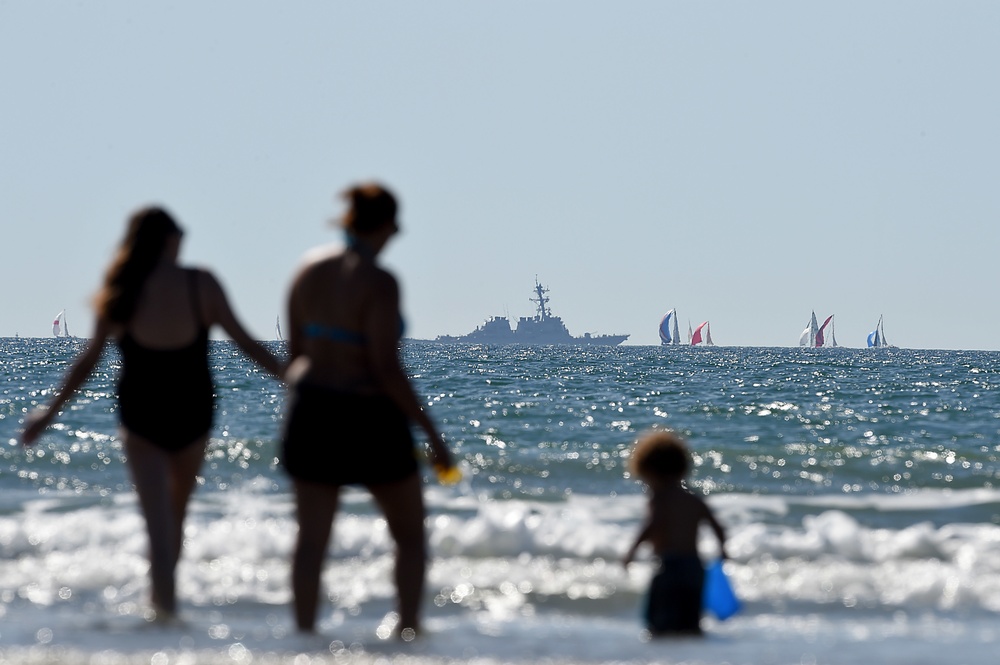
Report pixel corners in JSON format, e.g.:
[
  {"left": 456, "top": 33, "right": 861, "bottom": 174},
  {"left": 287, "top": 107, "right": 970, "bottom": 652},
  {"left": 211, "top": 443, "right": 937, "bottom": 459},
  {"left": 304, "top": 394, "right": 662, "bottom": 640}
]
[
  {"left": 281, "top": 383, "right": 418, "bottom": 487},
  {"left": 645, "top": 554, "right": 705, "bottom": 635}
]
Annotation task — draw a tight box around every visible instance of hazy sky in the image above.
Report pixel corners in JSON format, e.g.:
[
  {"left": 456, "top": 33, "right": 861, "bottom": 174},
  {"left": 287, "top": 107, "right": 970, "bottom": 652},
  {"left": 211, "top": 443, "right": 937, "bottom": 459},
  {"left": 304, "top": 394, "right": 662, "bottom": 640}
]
[{"left": 2, "top": 2, "right": 998, "bottom": 349}]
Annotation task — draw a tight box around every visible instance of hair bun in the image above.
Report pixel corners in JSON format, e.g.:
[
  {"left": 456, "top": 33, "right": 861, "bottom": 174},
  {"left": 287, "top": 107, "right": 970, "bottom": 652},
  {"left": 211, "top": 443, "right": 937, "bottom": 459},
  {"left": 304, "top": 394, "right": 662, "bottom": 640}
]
[{"left": 340, "top": 183, "right": 398, "bottom": 234}]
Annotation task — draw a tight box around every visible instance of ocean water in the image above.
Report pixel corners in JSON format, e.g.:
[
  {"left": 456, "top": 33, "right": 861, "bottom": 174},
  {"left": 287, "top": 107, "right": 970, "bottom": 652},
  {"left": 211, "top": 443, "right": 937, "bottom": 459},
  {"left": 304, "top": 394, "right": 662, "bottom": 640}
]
[{"left": 2, "top": 338, "right": 1000, "bottom": 664}]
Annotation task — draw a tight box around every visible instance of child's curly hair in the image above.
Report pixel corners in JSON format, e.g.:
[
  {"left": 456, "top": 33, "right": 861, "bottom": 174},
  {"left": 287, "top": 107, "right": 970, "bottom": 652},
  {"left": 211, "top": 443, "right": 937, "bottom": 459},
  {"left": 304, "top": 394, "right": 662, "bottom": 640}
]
[{"left": 629, "top": 430, "right": 690, "bottom": 480}]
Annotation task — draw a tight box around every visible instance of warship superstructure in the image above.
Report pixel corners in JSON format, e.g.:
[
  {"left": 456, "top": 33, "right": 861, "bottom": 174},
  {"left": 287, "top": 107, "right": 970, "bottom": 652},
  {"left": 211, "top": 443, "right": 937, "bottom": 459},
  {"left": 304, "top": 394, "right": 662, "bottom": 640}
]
[{"left": 433, "top": 280, "right": 629, "bottom": 345}]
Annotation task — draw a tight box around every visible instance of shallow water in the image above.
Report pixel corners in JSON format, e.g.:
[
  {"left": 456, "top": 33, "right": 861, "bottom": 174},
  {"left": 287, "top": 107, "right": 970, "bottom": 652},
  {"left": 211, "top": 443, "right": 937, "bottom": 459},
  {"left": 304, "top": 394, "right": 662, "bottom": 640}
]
[{"left": 2, "top": 339, "right": 999, "bottom": 663}]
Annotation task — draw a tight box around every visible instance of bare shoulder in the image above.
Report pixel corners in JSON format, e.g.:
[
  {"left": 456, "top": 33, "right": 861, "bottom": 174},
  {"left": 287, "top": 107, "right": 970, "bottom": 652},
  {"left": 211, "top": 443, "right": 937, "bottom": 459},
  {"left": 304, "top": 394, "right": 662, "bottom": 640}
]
[
  {"left": 187, "top": 266, "right": 225, "bottom": 297},
  {"left": 189, "top": 265, "right": 219, "bottom": 283},
  {"left": 369, "top": 265, "right": 399, "bottom": 295},
  {"left": 683, "top": 489, "right": 717, "bottom": 521},
  {"left": 678, "top": 486, "right": 709, "bottom": 505},
  {"left": 298, "top": 244, "right": 343, "bottom": 271},
  {"left": 655, "top": 486, "right": 711, "bottom": 512},
  {"left": 292, "top": 245, "right": 343, "bottom": 285}
]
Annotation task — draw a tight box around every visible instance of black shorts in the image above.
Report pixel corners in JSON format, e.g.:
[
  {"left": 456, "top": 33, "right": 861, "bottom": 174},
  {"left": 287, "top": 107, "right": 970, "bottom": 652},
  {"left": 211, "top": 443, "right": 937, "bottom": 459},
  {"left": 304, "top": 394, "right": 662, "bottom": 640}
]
[
  {"left": 281, "top": 383, "right": 418, "bottom": 487},
  {"left": 645, "top": 554, "right": 705, "bottom": 635}
]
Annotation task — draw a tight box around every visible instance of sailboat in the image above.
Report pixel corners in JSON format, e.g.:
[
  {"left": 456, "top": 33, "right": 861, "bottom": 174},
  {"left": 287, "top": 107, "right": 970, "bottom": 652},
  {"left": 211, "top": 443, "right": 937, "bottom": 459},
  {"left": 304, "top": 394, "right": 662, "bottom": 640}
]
[
  {"left": 691, "top": 321, "right": 714, "bottom": 346},
  {"left": 658, "top": 309, "right": 681, "bottom": 345},
  {"left": 51, "top": 310, "right": 70, "bottom": 338},
  {"left": 816, "top": 314, "right": 837, "bottom": 347},
  {"left": 867, "top": 315, "right": 892, "bottom": 348},
  {"left": 799, "top": 312, "right": 818, "bottom": 347},
  {"left": 799, "top": 311, "right": 837, "bottom": 347},
  {"left": 275, "top": 316, "right": 283, "bottom": 342}
]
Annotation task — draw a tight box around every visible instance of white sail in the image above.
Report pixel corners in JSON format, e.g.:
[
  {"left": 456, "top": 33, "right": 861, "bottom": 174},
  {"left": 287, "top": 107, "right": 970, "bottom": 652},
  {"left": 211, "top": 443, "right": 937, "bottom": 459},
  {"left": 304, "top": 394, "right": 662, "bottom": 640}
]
[
  {"left": 52, "top": 310, "right": 64, "bottom": 337},
  {"left": 705, "top": 321, "right": 714, "bottom": 346},
  {"left": 799, "top": 311, "right": 819, "bottom": 347},
  {"left": 275, "top": 316, "right": 283, "bottom": 341}
]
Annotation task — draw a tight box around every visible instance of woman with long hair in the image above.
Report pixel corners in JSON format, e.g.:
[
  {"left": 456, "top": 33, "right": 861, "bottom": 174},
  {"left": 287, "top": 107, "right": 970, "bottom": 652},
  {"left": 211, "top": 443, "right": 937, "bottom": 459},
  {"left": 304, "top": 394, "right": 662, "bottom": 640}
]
[
  {"left": 282, "top": 183, "right": 453, "bottom": 638},
  {"left": 22, "top": 206, "right": 283, "bottom": 619}
]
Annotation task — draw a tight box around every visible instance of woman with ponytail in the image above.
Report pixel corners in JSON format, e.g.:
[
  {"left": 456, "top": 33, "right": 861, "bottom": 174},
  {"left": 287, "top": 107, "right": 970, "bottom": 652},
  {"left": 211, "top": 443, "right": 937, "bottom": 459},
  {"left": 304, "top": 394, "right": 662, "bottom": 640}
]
[{"left": 22, "top": 206, "right": 283, "bottom": 620}]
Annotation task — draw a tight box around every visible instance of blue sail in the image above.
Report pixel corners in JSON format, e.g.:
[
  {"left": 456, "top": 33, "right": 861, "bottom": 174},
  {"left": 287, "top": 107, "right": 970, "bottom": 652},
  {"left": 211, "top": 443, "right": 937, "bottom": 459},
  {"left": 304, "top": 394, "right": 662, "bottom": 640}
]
[
  {"left": 868, "top": 315, "right": 889, "bottom": 348},
  {"left": 659, "top": 309, "right": 678, "bottom": 345}
]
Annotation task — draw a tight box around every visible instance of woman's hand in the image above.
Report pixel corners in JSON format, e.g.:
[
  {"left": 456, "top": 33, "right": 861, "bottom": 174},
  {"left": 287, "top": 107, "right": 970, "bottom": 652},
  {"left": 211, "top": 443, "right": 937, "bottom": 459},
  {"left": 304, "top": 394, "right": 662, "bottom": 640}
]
[{"left": 20, "top": 408, "right": 54, "bottom": 446}]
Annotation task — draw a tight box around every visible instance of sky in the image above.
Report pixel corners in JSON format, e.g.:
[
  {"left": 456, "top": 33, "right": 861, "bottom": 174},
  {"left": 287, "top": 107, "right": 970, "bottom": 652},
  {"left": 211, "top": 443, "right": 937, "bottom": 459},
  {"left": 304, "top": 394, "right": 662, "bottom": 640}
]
[{"left": 2, "top": 1, "right": 998, "bottom": 349}]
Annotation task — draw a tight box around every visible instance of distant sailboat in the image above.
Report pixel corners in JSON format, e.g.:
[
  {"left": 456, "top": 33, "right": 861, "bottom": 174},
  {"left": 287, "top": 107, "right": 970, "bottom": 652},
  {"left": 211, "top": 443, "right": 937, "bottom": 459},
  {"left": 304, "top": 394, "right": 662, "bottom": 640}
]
[
  {"left": 816, "top": 314, "right": 837, "bottom": 347},
  {"left": 799, "top": 311, "right": 836, "bottom": 347},
  {"left": 867, "top": 315, "right": 892, "bottom": 348},
  {"left": 799, "top": 312, "right": 818, "bottom": 347},
  {"left": 659, "top": 309, "right": 681, "bottom": 345},
  {"left": 691, "top": 321, "right": 714, "bottom": 346},
  {"left": 275, "top": 316, "right": 283, "bottom": 341},
  {"left": 52, "top": 310, "right": 70, "bottom": 338}
]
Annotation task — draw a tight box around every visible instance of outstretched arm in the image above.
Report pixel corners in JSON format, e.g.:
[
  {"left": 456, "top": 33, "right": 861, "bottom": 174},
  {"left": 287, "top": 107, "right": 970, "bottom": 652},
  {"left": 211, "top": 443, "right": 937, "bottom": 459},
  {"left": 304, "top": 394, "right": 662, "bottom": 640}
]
[
  {"left": 623, "top": 521, "right": 651, "bottom": 567},
  {"left": 21, "top": 319, "right": 112, "bottom": 445},
  {"left": 199, "top": 270, "right": 285, "bottom": 379}
]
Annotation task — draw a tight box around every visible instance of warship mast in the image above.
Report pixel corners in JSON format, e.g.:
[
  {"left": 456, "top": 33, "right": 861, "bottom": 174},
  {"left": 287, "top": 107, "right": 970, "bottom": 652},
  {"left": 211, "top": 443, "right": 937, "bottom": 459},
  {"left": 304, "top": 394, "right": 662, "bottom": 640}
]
[{"left": 531, "top": 278, "right": 551, "bottom": 321}]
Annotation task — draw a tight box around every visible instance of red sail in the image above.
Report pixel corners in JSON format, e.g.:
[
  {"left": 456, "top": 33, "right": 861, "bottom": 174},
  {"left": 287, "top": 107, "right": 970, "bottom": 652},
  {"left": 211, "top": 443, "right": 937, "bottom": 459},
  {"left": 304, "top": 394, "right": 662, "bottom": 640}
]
[
  {"left": 816, "top": 315, "right": 834, "bottom": 347},
  {"left": 691, "top": 321, "right": 709, "bottom": 346}
]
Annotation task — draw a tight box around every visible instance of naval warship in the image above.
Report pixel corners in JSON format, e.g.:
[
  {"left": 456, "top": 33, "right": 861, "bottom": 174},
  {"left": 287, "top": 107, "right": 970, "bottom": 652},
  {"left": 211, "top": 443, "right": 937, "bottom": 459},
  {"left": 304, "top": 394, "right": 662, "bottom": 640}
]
[{"left": 432, "top": 280, "right": 629, "bottom": 345}]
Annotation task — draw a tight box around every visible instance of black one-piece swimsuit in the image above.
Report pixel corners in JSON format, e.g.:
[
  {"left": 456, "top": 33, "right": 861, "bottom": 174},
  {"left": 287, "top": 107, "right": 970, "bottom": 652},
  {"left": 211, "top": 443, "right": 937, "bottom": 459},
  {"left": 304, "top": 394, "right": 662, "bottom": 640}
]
[{"left": 116, "top": 270, "right": 214, "bottom": 451}]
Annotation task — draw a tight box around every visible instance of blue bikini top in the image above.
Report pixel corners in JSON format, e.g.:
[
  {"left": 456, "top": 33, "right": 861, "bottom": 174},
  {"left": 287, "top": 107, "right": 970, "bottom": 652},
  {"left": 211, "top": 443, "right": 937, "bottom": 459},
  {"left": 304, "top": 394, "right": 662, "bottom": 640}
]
[
  {"left": 302, "top": 323, "right": 366, "bottom": 345},
  {"left": 301, "top": 237, "right": 407, "bottom": 345},
  {"left": 301, "top": 317, "right": 406, "bottom": 345}
]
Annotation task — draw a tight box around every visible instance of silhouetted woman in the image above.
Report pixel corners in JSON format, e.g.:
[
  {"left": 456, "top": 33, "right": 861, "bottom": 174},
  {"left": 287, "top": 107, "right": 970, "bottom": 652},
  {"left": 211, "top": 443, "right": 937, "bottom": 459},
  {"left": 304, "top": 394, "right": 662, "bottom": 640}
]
[
  {"left": 282, "top": 183, "right": 453, "bottom": 637},
  {"left": 22, "top": 206, "right": 283, "bottom": 619}
]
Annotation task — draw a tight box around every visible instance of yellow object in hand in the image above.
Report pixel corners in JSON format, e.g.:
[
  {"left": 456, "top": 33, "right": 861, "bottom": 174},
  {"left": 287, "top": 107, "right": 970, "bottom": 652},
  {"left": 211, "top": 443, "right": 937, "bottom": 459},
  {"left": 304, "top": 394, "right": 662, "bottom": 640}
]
[{"left": 434, "top": 463, "right": 463, "bottom": 485}]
